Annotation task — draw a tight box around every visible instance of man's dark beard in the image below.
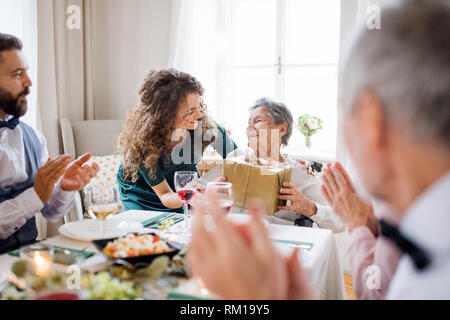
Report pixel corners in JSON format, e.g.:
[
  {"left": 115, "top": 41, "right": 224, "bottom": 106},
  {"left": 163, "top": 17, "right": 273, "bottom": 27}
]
[{"left": 0, "top": 86, "right": 29, "bottom": 118}]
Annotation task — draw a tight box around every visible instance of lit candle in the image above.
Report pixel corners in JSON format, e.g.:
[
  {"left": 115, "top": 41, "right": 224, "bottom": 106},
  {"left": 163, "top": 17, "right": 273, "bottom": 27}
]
[
  {"left": 197, "top": 277, "right": 210, "bottom": 295},
  {"left": 32, "top": 251, "right": 52, "bottom": 277}
]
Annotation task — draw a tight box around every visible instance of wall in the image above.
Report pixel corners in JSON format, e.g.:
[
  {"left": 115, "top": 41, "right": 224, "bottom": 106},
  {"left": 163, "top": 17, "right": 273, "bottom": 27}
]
[{"left": 89, "top": 0, "right": 173, "bottom": 120}]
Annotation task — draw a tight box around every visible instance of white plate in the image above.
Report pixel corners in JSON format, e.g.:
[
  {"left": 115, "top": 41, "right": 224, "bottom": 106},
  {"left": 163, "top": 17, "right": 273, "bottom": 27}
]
[{"left": 59, "top": 219, "right": 144, "bottom": 241}]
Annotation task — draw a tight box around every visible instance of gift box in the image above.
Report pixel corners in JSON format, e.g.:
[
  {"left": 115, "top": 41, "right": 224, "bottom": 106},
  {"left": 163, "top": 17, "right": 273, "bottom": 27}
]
[{"left": 222, "top": 157, "right": 293, "bottom": 215}]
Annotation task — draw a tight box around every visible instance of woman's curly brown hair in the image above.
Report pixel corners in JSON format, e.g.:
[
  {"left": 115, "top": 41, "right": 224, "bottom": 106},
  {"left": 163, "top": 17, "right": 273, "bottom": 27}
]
[{"left": 118, "top": 68, "right": 217, "bottom": 183}]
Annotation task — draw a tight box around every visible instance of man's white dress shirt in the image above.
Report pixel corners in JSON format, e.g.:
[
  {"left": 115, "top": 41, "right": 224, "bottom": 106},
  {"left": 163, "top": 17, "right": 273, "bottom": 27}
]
[
  {"left": 387, "top": 171, "right": 450, "bottom": 299},
  {"left": 0, "top": 119, "right": 74, "bottom": 239}
]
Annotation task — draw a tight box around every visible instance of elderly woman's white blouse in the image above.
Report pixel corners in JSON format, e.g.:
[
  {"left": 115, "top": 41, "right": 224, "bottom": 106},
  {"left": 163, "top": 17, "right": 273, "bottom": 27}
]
[{"left": 200, "top": 148, "right": 345, "bottom": 233}]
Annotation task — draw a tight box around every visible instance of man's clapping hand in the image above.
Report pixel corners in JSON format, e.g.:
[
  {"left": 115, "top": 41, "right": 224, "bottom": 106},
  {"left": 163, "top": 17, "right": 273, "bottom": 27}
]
[
  {"left": 60, "top": 153, "right": 99, "bottom": 192},
  {"left": 33, "top": 153, "right": 99, "bottom": 204},
  {"left": 33, "top": 155, "right": 71, "bottom": 203}
]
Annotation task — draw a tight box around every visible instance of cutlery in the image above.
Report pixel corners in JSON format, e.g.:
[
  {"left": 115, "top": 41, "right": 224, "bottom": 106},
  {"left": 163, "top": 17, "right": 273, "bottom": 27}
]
[
  {"left": 143, "top": 217, "right": 175, "bottom": 229},
  {"left": 171, "top": 216, "right": 185, "bottom": 225},
  {"left": 144, "top": 217, "right": 175, "bottom": 229},
  {"left": 146, "top": 215, "right": 184, "bottom": 229},
  {"left": 156, "top": 213, "right": 178, "bottom": 224},
  {"left": 141, "top": 213, "right": 170, "bottom": 227}
]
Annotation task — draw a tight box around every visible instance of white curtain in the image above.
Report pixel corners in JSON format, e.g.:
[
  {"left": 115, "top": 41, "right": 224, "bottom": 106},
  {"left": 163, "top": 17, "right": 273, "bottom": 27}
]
[
  {"left": 337, "top": 0, "right": 389, "bottom": 175},
  {"left": 334, "top": 0, "right": 390, "bottom": 274},
  {"left": 36, "top": 0, "right": 87, "bottom": 157},
  {"left": 34, "top": 0, "right": 91, "bottom": 237},
  {"left": 36, "top": 0, "right": 173, "bottom": 159},
  {"left": 168, "top": 0, "right": 220, "bottom": 118}
]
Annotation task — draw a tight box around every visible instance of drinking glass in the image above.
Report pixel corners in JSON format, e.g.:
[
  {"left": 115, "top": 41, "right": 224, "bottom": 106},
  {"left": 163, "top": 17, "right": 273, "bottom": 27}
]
[
  {"left": 174, "top": 171, "right": 198, "bottom": 232},
  {"left": 206, "top": 182, "right": 233, "bottom": 214},
  {"left": 19, "top": 244, "right": 54, "bottom": 277},
  {"left": 86, "top": 183, "right": 119, "bottom": 238}
]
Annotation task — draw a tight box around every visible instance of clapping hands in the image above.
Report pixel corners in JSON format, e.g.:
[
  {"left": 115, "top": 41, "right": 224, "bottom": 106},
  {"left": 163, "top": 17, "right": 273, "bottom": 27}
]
[
  {"left": 321, "top": 162, "right": 377, "bottom": 235},
  {"left": 33, "top": 153, "right": 99, "bottom": 204}
]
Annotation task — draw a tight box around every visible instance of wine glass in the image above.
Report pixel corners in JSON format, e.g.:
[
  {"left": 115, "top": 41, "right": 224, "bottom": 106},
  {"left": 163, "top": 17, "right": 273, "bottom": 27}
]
[
  {"left": 86, "top": 183, "right": 119, "bottom": 238},
  {"left": 206, "top": 182, "right": 233, "bottom": 214},
  {"left": 174, "top": 171, "right": 198, "bottom": 233}
]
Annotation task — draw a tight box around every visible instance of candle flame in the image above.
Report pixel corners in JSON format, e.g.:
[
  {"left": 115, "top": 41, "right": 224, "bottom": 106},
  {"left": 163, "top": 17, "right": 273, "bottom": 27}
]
[
  {"left": 197, "top": 277, "right": 210, "bottom": 295},
  {"left": 33, "top": 251, "right": 52, "bottom": 277}
]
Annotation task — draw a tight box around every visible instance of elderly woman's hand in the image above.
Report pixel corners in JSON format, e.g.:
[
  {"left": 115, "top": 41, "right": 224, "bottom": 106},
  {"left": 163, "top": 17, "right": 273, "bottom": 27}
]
[
  {"left": 321, "top": 162, "right": 377, "bottom": 234},
  {"left": 295, "top": 158, "right": 315, "bottom": 176},
  {"left": 189, "top": 195, "right": 312, "bottom": 300},
  {"left": 278, "top": 182, "right": 317, "bottom": 217}
]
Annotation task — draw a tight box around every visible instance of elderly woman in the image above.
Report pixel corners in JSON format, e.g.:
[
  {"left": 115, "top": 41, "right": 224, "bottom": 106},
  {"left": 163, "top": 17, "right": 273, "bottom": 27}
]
[{"left": 202, "top": 97, "right": 345, "bottom": 233}]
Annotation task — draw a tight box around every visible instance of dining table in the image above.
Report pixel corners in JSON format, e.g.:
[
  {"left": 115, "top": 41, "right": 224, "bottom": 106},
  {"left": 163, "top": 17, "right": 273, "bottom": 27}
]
[{"left": 0, "top": 210, "right": 346, "bottom": 300}]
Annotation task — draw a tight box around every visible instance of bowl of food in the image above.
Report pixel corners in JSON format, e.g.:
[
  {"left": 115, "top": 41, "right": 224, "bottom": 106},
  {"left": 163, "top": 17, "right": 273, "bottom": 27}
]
[{"left": 92, "top": 233, "right": 180, "bottom": 266}]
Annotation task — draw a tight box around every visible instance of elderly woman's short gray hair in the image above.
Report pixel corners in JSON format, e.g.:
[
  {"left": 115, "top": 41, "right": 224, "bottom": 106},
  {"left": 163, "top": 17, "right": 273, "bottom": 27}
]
[{"left": 250, "top": 97, "right": 293, "bottom": 146}]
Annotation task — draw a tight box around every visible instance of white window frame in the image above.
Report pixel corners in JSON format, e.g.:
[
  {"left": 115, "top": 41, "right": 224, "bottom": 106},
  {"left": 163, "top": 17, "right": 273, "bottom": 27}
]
[{"left": 215, "top": 0, "right": 339, "bottom": 162}]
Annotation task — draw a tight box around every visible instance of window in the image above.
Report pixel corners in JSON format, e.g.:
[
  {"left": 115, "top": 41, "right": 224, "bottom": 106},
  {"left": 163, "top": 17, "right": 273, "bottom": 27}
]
[
  {"left": 0, "top": 0, "right": 37, "bottom": 128},
  {"left": 217, "top": 0, "right": 340, "bottom": 160}
]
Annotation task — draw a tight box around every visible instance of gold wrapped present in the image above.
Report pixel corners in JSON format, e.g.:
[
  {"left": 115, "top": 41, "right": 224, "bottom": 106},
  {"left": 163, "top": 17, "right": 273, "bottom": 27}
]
[{"left": 222, "top": 157, "right": 293, "bottom": 215}]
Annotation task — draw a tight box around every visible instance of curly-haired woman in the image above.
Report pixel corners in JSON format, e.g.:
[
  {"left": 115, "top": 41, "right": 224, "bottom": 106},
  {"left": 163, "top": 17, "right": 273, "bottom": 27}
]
[{"left": 117, "top": 69, "right": 237, "bottom": 213}]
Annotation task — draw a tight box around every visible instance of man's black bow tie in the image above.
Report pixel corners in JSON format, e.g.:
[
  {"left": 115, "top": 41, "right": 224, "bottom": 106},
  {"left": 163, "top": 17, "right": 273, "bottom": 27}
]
[
  {"left": 379, "top": 219, "right": 431, "bottom": 271},
  {"left": 0, "top": 117, "right": 19, "bottom": 130}
]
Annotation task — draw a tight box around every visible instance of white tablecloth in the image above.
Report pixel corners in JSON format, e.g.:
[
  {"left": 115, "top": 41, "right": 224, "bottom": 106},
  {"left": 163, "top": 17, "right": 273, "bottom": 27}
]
[
  {"left": 0, "top": 210, "right": 345, "bottom": 300},
  {"left": 268, "top": 223, "right": 345, "bottom": 299}
]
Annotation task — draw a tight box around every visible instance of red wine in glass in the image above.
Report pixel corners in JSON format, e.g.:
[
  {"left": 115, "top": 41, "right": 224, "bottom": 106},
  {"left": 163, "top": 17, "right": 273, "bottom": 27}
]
[
  {"left": 174, "top": 171, "right": 199, "bottom": 235},
  {"left": 178, "top": 189, "right": 196, "bottom": 202}
]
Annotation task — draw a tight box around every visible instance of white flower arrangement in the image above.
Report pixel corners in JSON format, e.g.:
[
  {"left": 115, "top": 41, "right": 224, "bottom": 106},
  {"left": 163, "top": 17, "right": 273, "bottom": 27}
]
[{"left": 297, "top": 114, "right": 323, "bottom": 148}]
